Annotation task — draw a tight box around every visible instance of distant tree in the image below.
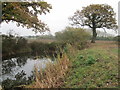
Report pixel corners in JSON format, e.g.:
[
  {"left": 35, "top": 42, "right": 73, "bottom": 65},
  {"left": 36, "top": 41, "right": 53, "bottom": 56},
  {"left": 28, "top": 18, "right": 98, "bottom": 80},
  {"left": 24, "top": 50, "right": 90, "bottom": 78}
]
[
  {"left": 69, "top": 4, "right": 117, "bottom": 43},
  {"left": 16, "top": 37, "right": 28, "bottom": 48},
  {"left": 2, "top": 1, "right": 52, "bottom": 33},
  {"left": 2, "top": 34, "right": 31, "bottom": 56},
  {"left": 113, "top": 35, "right": 120, "bottom": 44},
  {"left": 2, "top": 34, "right": 16, "bottom": 54}
]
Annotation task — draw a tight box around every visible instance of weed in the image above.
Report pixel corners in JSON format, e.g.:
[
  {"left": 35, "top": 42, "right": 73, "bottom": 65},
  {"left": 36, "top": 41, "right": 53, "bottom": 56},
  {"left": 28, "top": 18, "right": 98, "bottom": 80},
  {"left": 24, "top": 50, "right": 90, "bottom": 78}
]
[{"left": 85, "top": 55, "right": 96, "bottom": 65}]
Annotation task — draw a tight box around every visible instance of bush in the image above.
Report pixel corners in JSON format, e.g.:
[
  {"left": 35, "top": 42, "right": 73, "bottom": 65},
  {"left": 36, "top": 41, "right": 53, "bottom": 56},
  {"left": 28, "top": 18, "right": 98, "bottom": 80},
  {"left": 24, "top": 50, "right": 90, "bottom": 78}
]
[
  {"left": 29, "top": 41, "right": 66, "bottom": 57},
  {"left": 2, "top": 34, "right": 31, "bottom": 57},
  {"left": 55, "top": 27, "right": 90, "bottom": 49},
  {"left": 2, "top": 34, "right": 17, "bottom": 55}
]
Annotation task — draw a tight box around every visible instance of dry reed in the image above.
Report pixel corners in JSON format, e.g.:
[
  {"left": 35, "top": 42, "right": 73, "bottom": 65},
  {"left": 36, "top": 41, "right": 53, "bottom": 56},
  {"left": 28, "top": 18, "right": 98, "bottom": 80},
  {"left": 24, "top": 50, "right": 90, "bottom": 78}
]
[{"left": 27, "top": 53, "right": 70, "bottom": 88}]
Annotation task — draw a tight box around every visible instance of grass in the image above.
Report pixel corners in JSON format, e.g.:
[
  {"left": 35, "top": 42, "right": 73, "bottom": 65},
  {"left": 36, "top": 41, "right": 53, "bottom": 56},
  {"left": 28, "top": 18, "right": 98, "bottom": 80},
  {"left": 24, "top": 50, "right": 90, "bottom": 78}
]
[
  {"left": 25, "top": 53, "right": 70, "bottom": 88},
  {"left": 24, "top": 41, "right": 118, "bottom": 88},
  {"left": 63, "top": 41, "right": 118, "bottom": 88}
]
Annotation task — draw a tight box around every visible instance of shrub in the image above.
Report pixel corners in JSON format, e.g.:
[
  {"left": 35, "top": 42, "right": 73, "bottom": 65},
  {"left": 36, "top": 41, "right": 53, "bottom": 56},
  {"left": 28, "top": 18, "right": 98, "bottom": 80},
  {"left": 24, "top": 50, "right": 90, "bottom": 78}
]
[
  {"left": 2, "top": 34, "right": 31, "bottom": 58},
  {"left": 55, "top": 27, "right": 90, "bottom": 49},
  {"left": 29, "top": 41, "right": 66, "bottom": 57}
]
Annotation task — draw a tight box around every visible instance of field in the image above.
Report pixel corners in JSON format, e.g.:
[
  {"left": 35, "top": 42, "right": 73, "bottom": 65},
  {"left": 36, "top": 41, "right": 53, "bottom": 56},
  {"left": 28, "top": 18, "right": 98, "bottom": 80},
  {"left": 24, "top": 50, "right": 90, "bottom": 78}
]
[
  {"left": 63, "top": 41, "right": 119, "bottom": 88},
  {"left": 27, "top": 39, "right": 56, "bottom": 43}
]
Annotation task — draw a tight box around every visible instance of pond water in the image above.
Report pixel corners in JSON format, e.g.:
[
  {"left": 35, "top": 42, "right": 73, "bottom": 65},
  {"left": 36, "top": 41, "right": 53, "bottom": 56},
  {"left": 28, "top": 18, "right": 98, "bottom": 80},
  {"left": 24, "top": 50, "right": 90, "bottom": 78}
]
[{"left": 1, "top": 56, "right": 54, "bottom": 89}]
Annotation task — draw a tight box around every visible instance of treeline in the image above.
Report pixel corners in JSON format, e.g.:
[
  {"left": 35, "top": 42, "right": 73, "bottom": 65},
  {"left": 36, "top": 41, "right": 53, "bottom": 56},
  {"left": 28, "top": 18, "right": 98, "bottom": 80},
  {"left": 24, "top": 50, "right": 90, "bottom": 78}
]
[
  {"left": 2, "top": 27, "right": 93, "bottom": 59},
  {"left": 2, "top": 35, "right": 65, "bottom": 59},
  {"left": 113, "top": 36, "right": 120, "bottom": 42},
  {"left": 27, "top": 34, "right": 55, "bottom": 40},
  {"left": 2, "top": 34, "right": 31, "bottom": 58},
  {"left": 96, "top": 36, "right": 116, "bottom": 41}
]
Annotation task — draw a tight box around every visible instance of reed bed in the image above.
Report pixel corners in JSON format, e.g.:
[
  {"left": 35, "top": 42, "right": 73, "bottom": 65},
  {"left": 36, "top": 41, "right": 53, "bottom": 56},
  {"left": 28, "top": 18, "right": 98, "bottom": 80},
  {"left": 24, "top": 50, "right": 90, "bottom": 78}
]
[{"left": 27, "top": 53, "right": 70, "bottom": 88}]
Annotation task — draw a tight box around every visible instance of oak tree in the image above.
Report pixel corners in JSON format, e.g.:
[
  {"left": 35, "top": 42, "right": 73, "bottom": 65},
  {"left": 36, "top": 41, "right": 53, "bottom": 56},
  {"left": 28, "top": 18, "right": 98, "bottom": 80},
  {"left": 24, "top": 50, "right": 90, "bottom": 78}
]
[
  {"left": 1, "top": 1, "right": 52, "bottom": 33},
  {"left": 69, "top": 4, "right": 117, "bottom": 43}
]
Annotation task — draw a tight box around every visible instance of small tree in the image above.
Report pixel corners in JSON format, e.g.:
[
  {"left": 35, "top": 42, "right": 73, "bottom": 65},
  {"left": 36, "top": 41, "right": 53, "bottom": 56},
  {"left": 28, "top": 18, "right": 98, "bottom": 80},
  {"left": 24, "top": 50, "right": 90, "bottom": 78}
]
[
  {"left": 69, "top": 4, "right": 117, "bottom": 43},
  {"left": 55, "top": 27, "right": 90, "bottom": 49}
]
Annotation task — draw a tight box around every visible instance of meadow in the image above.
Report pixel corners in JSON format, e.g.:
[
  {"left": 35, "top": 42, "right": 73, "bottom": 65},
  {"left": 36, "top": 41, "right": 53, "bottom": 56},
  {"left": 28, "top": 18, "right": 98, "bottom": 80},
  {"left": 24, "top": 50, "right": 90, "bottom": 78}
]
[{"left": 62, "top": 41, "right": 118, "bottom": 88}]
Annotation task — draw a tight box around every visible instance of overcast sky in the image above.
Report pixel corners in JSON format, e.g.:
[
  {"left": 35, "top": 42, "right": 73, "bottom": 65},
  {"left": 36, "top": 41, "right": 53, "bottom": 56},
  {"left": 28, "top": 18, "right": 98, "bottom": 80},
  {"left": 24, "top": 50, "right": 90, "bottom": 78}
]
[{"left": 1, "top": 0, "right": 119, "bottom": 36}]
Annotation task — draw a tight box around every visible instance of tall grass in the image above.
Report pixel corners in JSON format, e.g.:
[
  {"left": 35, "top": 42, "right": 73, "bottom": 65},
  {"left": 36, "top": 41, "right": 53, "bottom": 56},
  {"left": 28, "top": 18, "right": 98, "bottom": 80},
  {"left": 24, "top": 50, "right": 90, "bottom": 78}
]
[{"left": 27, "top": 53, "right": 70, "bottom": 88}]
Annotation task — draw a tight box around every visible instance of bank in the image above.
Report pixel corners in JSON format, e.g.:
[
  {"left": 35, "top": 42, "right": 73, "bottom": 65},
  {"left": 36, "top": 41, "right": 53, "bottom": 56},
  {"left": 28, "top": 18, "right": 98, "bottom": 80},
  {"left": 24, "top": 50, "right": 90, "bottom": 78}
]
[{"left": 62, "top": 41, "right": 118, "bottom": 88}]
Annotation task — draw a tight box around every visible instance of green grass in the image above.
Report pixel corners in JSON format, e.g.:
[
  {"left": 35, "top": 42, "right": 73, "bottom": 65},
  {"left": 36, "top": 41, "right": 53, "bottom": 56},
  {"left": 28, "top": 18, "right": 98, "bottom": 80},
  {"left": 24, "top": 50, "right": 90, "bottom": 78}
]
[
  {"left": 63, "top": 43, "right": 118, "bottom": 88},
  {"left": 110, "top": 48, "right": 119, "bottom": 54}
]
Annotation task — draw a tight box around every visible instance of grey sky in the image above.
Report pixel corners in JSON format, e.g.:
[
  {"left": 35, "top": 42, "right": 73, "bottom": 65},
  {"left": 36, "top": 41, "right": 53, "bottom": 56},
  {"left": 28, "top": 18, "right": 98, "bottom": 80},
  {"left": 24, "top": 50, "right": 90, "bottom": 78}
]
[{"left": 1, "top": 0, "right": 119, "bottom": 36}]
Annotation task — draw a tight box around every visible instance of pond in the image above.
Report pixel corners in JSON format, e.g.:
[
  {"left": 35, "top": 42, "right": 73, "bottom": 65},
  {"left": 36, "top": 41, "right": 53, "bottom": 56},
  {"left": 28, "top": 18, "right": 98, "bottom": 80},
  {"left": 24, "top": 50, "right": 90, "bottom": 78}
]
[{"left": 1, "top": 56, "right": 54, "bottom": 89}]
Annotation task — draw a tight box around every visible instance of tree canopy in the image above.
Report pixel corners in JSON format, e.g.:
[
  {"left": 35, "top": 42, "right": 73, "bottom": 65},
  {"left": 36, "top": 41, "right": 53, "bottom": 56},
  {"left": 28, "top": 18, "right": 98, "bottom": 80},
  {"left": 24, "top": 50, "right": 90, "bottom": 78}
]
[
  {"left": 69, "top": 4, "right": 117, "bottom": 43},
  {"left": 2, "top": 1, "right": 52, "bottom": 33}
]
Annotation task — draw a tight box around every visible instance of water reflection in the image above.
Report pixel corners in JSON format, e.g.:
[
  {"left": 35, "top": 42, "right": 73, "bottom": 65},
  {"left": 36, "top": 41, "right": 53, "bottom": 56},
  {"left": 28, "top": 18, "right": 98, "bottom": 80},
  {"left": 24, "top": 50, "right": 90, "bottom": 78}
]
[
  {"left": 1, "top": 56, "right": 53, "bottom": 89},
  {"left": 16, "top": 57, "right": 27, "bottom": 67}
]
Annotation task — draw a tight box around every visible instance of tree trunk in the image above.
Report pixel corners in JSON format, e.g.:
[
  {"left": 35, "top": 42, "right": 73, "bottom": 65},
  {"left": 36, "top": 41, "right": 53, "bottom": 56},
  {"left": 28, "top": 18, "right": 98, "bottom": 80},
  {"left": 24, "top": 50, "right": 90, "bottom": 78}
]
[{"left": 91, "top": 28, "right": 97, "bottom": 43}]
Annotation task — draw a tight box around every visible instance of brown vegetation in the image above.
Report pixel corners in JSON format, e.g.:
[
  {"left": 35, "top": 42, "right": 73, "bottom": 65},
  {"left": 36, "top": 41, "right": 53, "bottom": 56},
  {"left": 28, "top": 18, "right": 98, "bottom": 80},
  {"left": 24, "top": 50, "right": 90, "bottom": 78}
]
[
  {"left": 90, "top": 40, "right": 118, "bottom": 49},
  {"left": 26, "top": 53, "right": 70, "bottom": 88},
  {"left": 27, "top": 39, "right": 56, "bottom": 44}
]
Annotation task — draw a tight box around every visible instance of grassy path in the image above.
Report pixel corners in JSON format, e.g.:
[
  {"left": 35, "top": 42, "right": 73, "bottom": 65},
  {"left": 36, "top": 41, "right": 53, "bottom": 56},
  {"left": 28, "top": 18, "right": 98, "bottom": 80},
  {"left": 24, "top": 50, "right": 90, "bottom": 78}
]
[{"left": 63, "top": 41, "right": 118, "bottom": 88}]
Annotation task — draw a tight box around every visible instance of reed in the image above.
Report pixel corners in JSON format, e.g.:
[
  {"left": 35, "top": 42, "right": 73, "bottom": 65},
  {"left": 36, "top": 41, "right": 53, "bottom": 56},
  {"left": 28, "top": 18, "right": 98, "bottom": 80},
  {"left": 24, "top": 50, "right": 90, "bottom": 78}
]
[{"left": 27, "top": 53, "right": 70, "bottom": 88}]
